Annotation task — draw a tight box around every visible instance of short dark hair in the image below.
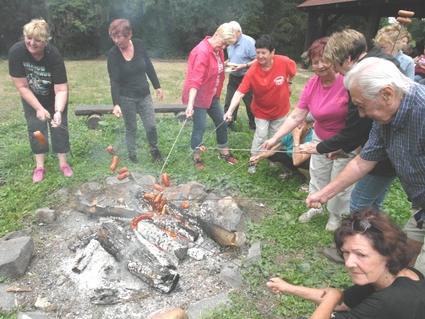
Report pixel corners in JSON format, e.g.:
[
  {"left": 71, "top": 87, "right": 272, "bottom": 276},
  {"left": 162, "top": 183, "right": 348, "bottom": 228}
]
[
  {"left": 109, "top": 19, "right": 132, "bottom": 37},
  {"left": 255, "top": 34, "right": 274, "bottom": 52},
  {"left": 335, "top": 209, "right": 411, "bottom": 275}
]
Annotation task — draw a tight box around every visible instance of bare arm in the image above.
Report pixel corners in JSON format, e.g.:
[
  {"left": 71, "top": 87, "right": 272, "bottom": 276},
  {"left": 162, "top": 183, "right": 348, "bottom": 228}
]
[
  {"left": 262, "top": 108, "right": 308, "bottom": 149},
  {"left": 306, "top": 155, "right": 377, "bottom": 208},
  {"left": 185, "top": 87, "right": 198, "bottom": 118},
  {"left": 310, "top": 288, "right": 343, "bottom": 319},
  {"left": 51, "top": 83, "right": 68, "bottom": 127},
  {"left": 267, "top": 278, "right": 345, "bottom": 319},
  {"left": 11, "top": 76, "right": 49, "bottom": 120},
  {"left": 292, "top": 126, "right": 311, "bottom": 166},
  {"left": 224, "top": 90, "right": 244, "bottom": 122}
]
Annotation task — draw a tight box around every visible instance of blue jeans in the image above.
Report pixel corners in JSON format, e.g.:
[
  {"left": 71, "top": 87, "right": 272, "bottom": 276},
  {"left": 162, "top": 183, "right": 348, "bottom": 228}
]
[
  {"left": 191, "top": 97, "right": 228, "bottom": 150},
  {"left": 350, "top": 174, "right": 395, "bottom": 213}
]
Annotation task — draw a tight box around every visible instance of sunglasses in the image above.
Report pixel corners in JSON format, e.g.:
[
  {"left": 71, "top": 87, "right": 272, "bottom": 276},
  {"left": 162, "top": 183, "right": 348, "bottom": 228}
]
[{"left": 351, "top": 218, "right": 382, "bottom": 233}]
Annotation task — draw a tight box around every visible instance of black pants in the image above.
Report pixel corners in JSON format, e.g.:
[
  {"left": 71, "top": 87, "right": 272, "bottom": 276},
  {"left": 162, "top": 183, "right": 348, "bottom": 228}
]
[
  {"left": 23, "top": 99, "right": 70, "bottom": 154},
  {"left": 269, "top": 152, "right": 309, "bottom": 171},
  {"left": 224, "top": 74, "right": 255, "bottom": 129}
]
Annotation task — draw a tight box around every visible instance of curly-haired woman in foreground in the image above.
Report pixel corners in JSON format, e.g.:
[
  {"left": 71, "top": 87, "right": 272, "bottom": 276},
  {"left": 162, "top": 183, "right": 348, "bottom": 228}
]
[{"left": 267, "top": 210, "right": 425, "bottom": 319}]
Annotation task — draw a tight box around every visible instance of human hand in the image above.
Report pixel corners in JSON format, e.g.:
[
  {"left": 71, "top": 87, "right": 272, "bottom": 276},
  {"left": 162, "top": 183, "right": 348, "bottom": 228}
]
[
  {"left": 306, "top": 191, "right": 326, "bottom": 208},
  {"left": 185, "top": 105, "right": 194, "bottom": 118},
  {"left": 51, "top": 111, "right": 62, "bottom": 128},
  {"left": 266, "top": 277, "right": 293, "bottom": 294},
  {"left": 299, "top": 142, "right": 318, "bottom": 154},
  {"left": 112, "top": 105, "right": 122, "bottom": 118},
  {"left": 262, "top": 137, "right": 278, "bottom": 150},
  {"left": 36, "top": 108, "right": 50, "bottom": 121},
  {"left": 223, "top": 111, "right": 233, "bottom": 123},
  {"left": 326, "top": 149, "right": 349, "bottom": 160},
  {"left": 156, "top": 88, "right": 164, "bottom": 101}
]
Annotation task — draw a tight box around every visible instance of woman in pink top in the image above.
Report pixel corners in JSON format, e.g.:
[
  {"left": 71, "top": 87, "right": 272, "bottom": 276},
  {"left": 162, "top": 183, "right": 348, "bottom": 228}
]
[
  {"left": 182, "top": 23, "right": 238, "bottom": 170},
  {"left": 262, "top": 37, "right": 353, "bottom": 231}
]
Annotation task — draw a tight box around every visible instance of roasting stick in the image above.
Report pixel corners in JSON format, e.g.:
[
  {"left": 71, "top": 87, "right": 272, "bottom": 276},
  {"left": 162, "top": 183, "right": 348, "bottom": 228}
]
[{"left": 160, "top": 118, "right": 188, "bottom": 175}]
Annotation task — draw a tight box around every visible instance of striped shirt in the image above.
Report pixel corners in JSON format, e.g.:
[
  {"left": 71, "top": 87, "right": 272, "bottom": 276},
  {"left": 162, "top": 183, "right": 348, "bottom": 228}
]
[{"left": 361, "top": 83, "right": 425, "bottom": 208}]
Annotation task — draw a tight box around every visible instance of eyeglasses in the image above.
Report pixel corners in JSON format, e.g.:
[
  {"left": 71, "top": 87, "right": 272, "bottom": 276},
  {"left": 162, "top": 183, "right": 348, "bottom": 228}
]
[{"left": 351, "top": 218, "right": 382, "bottom": 233}]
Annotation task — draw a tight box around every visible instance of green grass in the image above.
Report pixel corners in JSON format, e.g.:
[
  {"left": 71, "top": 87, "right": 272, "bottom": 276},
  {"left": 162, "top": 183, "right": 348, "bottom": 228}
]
[{"left": 0, "top": 59, "right": 412, "bottom": 318}]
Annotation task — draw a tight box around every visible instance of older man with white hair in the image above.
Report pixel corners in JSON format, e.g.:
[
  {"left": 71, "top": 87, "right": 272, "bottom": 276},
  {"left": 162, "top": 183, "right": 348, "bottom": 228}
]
[
  {"left": 223, "top": 21, "right": 256, "bottom": 131},
  {"left": 306, "top": 56, "right": 425, "bottom": 274}
]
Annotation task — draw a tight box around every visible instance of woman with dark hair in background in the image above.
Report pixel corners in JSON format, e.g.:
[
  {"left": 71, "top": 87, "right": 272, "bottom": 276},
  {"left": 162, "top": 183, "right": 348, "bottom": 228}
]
[
  {"left": 107, "top": 18, "right": 163, "bottom": 163},
  {"left": 8, "top": 18, "right": 72, "bottom": 183},
  {"left": 267, "top": 209, "right": 425, "bottom": 319}
]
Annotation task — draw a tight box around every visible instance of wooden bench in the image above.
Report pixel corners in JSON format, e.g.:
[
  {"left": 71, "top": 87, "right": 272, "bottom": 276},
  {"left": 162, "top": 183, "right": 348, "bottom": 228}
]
[{"left": 74, "top": 104, "right": 186, "bottom": 129}]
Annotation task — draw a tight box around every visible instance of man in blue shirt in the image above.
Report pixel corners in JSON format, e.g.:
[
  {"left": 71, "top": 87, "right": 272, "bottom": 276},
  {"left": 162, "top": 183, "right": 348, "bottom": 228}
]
[
  {"left": 306, "top": 57, "right": 425, "bottom": 274},
  {"left": 224, "top": 21, "right": 256, "bottom": 130}
]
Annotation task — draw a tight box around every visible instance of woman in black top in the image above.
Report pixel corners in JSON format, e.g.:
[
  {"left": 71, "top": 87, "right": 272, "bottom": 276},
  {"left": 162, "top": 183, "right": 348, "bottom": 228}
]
[
  {"left": 267, "top": 210, "right": 425, "bottom": 319},
  {"left": 107, "top": 19, "right": 163, "bottom": 163},
  {"left": 8, "top": 19, "right": 72, "bottom": 183}
]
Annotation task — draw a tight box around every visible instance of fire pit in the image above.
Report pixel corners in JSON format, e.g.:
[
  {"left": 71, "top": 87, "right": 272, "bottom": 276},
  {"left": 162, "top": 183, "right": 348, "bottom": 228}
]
[{"left": 6, "top": 173, "right": 252, "bottom": 318}]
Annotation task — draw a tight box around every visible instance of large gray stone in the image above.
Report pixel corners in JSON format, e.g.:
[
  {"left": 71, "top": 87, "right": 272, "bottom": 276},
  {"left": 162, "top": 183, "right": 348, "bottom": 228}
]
[
  {"left": 245, "top": 241, "right": 262, "bottom": 266},
  {"left": 201, "top": 196, "right": 243, "bottom": 231},
  {"left": 187, "top": 292, "right": 230, "bottom": 319},
  {"left": 219, "top": 264, "right": 243, "bottom": 288},
  {"left": 164, "top": 182, "right": 208, "bottom": 202},
  {"left": 0, "top": 234, "right": 34, "bottom": 278},
  {"left": 17, "top": 312, "right": 53, "bottom": 319},
  {"left": 0, "top": 283, "right": 16, "bottom": 311}
]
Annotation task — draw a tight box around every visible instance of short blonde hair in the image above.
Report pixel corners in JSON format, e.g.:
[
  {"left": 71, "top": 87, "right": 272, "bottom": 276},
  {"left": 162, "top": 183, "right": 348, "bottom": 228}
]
[
  {"left": 374, "top": 24, "right": 410, "bottom": 53},
  {"left": 215, "top": 23, "right": 236, "bottom": 46},
  {"left": 323, "top": 29, "right": 367, "bottom": 66},
  {"left": 23, "top": 19, "right": 50, "bottom": 43}
]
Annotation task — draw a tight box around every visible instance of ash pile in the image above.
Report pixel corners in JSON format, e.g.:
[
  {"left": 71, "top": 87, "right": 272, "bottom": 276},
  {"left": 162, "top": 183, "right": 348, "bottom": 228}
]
[
  {"left": 71, "top": 172, "right": 246, "bottom": 296},
  {"left": 0, "top": 172, "right": 257, "bottom": 318}
]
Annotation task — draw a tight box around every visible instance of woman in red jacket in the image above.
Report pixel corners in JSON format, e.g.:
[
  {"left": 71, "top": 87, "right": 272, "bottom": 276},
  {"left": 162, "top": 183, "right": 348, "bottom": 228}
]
[{"left": 182, "top": 23, "right": 238, "bottom": 170}]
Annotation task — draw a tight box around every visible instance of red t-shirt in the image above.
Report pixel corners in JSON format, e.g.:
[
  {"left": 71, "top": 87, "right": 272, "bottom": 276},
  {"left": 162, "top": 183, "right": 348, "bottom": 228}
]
[{"left": 238, "top": 55, "right": 296, "bottom": 120}]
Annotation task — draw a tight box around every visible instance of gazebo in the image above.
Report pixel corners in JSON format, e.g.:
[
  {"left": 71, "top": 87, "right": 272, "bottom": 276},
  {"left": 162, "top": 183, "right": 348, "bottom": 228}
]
[{"left": 298, "top": 0, "right": 425, "bottom": 49}]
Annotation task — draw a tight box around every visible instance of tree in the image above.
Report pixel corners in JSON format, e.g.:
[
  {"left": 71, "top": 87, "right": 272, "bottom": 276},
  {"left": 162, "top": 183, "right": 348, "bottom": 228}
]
[
  {"left": 47, "top": 0, "right": 111, "bottom": 57},
  {"left": 0, "top": 0, "right": 47, "bottom": 56}
]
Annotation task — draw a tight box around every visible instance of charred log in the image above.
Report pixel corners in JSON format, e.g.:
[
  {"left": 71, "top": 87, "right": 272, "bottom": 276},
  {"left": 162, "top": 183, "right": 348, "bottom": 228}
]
[
  {"left": 136, "top": 220, "right": 188, "bottom": 261},
  {"left": 95, "top": 221, "right": 179, "bottom": 293},
  {"left": 72, "top": 239, "right": 100, "bottom": 273}
]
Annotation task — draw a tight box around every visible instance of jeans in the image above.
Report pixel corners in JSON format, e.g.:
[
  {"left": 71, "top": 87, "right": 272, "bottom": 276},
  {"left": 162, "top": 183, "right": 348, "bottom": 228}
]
[
  {"left": 223, "top": 74, "right": 255, "bottom": 128},
  {"left": 350, "top": 174, "right": 395, "bottom": 213},
  {"left": 23, "top": 99, "right": 70, "bottom": 154},
  {"left": 120, "top": 95, "right": 158, "bottom": 156},
  {"left": 191, "top": 97, "right": 228, "bottom": 150}
]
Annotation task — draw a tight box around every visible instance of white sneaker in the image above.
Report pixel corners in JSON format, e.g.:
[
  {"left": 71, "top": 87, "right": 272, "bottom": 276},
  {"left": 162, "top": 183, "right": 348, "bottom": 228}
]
[
  {"left": 325, "top": 215, "right": 341, "bottom": 232},
  {"left": 298, "top": 207, "right": 324, "bottom": 223}
]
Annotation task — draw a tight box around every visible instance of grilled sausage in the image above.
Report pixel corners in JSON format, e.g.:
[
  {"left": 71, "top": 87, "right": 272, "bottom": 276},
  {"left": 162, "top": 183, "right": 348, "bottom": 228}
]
[
  {"left": 396, "top": 17, "right": 412, "bottom": 24},
  {"left": 117, "top": 171, "right": 129, "bottom": 180},
  {"left": 33, "top": 131, "right": 47, "bottom": 145},
  {"left": 398, "top": 10, "right": 415, "bottom": 18},
  {"left": 161, "top": 173, "right": 171, "bottom": 187},
  {"left": 110, "top": 155, "right": 119, "bottom": 172}
]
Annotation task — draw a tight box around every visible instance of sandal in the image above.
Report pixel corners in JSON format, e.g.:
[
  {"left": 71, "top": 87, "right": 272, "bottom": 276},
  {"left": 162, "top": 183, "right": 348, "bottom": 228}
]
[
  {"left": 193, "top": 157, "right": 205, "bottom": 170},
  {"left": 219, "top": 152, "right": 238, "bottom": 165}
]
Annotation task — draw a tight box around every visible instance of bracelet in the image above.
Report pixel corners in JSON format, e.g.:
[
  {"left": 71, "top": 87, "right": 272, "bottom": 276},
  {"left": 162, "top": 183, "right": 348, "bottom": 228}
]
[
  {"left": 294, "top": 143, "right": 300, "bottom": 147},
  {"left": 245, "top": 63, "right": 249, "bottom": 68}
]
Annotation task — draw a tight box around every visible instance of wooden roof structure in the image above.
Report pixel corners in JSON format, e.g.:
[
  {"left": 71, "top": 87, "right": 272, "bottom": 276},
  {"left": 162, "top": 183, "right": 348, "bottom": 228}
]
[{"left": 297, "top": 0, "right": 425, "bottom": 49}]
